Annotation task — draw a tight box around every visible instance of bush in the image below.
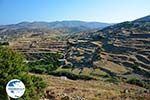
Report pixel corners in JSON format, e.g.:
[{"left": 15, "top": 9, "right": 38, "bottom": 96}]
[
  {"left": 19, "top": 74, "right": 46, "bottom": 100},
  {"left": 29, "top": 62, "right": 59, "bottom": 74},
  {"left": 0, "top": 47, "right": 46, "bottom": 100},
  {"left": 30, "top": 65, "right": 48, "bottom": 74},
  {"left": 49, "top": 70, "right": 94, "bottom": 80},
  {"left": 28, "top": 53, "right": 61, "bottom": 74},
  {"left": 0, "top": 42, "right": 9, "bottom": 46},
  {"left": 127, "top": 78, "right": 145, "bottom": 88},
  {"left": 101, "top": 74, "right": 111, "bottom": 78},
  {"left": 106, "top": 77, "right": 120, "bottom": 84}
]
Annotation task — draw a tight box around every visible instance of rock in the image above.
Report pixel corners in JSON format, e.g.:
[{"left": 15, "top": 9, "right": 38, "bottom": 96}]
[
  {"left": 61, "top": 96, "right": 70, "bottom": 100},
  {"left": 124, "top": 89, "right": 130, "bottom": 94},
  {"left": 144, "top": 89, "right": 150, "bottom": 93},
  {"left": 45, "top": 90, "right": 56, "bottom": 100},
  {"left": 60, "top": 76, "right": 68, "bottom": 80}
]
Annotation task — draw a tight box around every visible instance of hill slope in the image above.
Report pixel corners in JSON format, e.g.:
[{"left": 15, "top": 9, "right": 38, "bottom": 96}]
[
  {"left": 1, "top": 15, "right": 150, "bottom": 99},
  {"left": 98, "top": 15, "right": 150, "bottom": 79},
  {"left": 59, "top": 15, "right": 150, "bottom": 87}
]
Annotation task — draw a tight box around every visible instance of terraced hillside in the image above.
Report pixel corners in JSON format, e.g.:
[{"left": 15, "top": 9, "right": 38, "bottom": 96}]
[
  {"left": 1, "top": 16, "right": 150, "bottom": 99},
  {"left": 7, "top": 16, "right": 150, "bottom": 85},
  {"left": 59, "top": 16, "right": 150, "bottom": 90},
  {"left": 98, "top": 15, "right": 150, "bottom": 80}
]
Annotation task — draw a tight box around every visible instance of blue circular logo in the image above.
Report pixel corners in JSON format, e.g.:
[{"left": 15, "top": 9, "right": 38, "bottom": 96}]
[{"left": 6, "top": 79, "right": 25, "bottom": 99}]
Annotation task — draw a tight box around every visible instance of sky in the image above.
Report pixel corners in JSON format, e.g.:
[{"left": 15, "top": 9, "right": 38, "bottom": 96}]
[{"left": 0, "top": 0, "right": 149, "bottom": 25}]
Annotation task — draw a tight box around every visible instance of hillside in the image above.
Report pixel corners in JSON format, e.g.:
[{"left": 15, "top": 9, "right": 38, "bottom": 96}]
[
  {"left": 99, "top": 15, "right": 150, "bottom": 78},
  {"left": 37, "top": 74, "right": 149, "bottom": 100},
  {"left": 54, "top": 15, "right": 150, "bottom": 91},
  {"left": 1, "top": 15, "right": 150, "bottom": 99}
]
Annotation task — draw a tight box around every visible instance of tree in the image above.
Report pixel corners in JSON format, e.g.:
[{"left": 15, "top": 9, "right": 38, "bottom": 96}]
[{"left": 0, "top": 47, "right": 46, "bottom": 100}]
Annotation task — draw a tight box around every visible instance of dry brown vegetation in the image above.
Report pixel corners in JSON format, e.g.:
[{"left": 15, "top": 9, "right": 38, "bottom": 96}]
[{"left": 34, "top": 74, "right": 150, "bottom": 100}]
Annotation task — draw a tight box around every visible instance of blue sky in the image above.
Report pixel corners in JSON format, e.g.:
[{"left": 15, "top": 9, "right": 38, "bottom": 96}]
[{"left": 0, "top": 0, "right": 149, "bottom": 25}]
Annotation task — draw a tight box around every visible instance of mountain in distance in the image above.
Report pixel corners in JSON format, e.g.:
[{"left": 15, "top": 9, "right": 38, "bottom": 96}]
[
  {"left": 0, "top": 20, "right": 111, "bottom": 31},
  {"left": 0, "top": 20, "right": 111, "bottom": 41}
]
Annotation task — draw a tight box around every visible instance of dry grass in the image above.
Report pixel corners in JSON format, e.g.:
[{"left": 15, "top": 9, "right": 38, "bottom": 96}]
[{"left": 34, "top": 74, "right": 149, "bottom": 100}]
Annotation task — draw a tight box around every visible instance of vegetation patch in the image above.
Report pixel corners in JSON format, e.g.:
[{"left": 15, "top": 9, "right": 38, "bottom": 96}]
[
  {"left": 49, "top": 70, "right": 95, "bottom": 80},
  {"left": 105, "top": 76, "right": 121, "bottom": 84},
  {"left": 27, "top": 53, "right": 62, "bottom": 74},
  {"left": 0, "top": 47, "right": 46, "bottom": 100},
  {"left": 28, "top": 60, "right": 59, "bottom": 74},
  {"left": 127, "top": 77, "right": 150, "bottom": 89}
]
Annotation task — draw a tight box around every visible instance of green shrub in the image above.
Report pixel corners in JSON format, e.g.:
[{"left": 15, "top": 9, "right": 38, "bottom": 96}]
[
  {"left": 29, "top": 64, "right": 58, "bottom": 74},
  {"left": 28, "top": 53, "right": 61, "bottom": 74},
  {"left": 30, "top": 65, "right": 47, "bottom": 74},
  {"left": 49, "top": 70, "right": 94, "bottom": 80},
  {"left": 106, "top": 77, "right": 120, "bottom": 84},
  {"left": 20, "top": 74, "right": 46, "bottom": 100},
  {"left": 0, "top": 42, "right": 9, "bottom": 46},
  {"left": 102, "top": 74, "right": 111, "bottom": 78},
  {"left": 127, "top": 78, "right": 145, "bottom": 88},
  {"left": 0, "top": 47, "right": 46, "bottom": 100}
]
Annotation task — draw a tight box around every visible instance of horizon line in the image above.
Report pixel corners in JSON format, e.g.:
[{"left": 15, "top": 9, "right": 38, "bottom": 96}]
[{"left": 0, "top": 14, "right": 149, "bottom": 26}]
